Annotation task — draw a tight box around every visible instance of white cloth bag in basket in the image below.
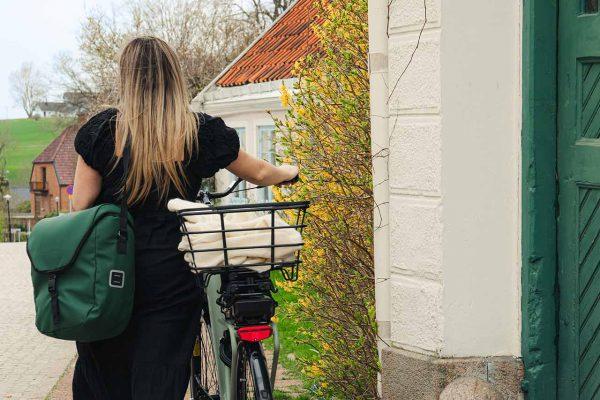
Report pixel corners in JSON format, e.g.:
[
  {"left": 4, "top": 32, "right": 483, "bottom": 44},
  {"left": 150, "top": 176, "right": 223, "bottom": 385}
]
[{"left": 168, "top": 198, "right": 303, "bottom": 272}]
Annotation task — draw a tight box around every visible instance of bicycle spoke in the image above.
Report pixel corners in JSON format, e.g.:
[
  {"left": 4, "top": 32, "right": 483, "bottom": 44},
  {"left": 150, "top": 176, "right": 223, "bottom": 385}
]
[
  {"left": 200, "top": 320, "right": 218, "bottom": 394},
  {"left": 237, "top": 344, "right": 260, "bottom": 400},
  {"left": 191, "top": 311, "right": 219, "bottom": 399}
]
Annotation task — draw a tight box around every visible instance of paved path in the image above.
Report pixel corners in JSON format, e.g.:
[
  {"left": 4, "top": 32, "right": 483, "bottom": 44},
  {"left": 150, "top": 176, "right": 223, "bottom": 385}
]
[
  {"left": 0, "top": 243, "right": 75, "bottom": 400},
  {"left": 48, "top": 350, "right": 304, "bottom": 400}
]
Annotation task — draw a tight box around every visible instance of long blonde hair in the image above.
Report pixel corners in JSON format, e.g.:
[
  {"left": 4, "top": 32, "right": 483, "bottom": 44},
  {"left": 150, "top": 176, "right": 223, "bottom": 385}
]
[{"left": 115, "top": 36, "right": 198, "bottom": 205}]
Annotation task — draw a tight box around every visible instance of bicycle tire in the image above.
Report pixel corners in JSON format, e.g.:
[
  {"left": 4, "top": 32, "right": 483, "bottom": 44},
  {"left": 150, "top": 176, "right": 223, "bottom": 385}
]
[
  {"left": 236, "top": 342, "right": 273, "bottom": 400},
  {"left": 190, "top": 309, "right": 219, "bottom": 400}
]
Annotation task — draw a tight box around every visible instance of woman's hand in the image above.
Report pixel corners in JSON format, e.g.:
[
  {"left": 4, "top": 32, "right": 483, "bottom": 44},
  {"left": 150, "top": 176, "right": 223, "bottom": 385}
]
[{"left": 276, "top": 165, "right": 299, "bottom": 186}]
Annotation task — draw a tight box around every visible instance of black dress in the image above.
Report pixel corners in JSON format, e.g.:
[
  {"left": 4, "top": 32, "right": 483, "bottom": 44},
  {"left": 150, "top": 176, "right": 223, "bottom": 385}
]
[{"left": 72, "top": 108, "right": 240, "bottom": 400}]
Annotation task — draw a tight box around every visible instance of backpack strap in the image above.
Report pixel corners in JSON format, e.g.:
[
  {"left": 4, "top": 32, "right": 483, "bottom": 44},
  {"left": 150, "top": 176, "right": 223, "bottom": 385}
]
[
  {"left": 117, "top": 139, "right": 131, "bottom": 254},
  {"left": 48, "top": 273, "right": 59, "bottom": 326}
]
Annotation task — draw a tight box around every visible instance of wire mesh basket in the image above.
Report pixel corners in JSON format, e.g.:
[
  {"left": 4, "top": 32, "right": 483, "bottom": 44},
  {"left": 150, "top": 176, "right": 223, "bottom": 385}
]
[{"left": 176, "top": 201, "right": 309, "bottom": 281}]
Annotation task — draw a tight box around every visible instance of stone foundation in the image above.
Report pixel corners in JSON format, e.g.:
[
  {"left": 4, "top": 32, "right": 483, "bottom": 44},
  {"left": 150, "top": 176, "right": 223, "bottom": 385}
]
[{"left": 381, "top": 347, "right": 524, "bottom": 400}]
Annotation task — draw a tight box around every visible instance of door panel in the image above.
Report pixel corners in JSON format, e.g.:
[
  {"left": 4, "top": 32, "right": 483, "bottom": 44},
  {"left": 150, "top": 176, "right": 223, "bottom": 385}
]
[
  {"left": 578, "top": 186, "right": 600, "bottom": 399},
  {"left": 558, "top": 2, "right": 600, "bottom": 399}
]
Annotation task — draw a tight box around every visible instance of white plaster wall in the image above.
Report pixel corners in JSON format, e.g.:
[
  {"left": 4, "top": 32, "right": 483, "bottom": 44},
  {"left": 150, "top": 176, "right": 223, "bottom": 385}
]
[
  {"left": 440, "top": 0, "right": 521, "bottom": 357},
  {"left": 384, "top": 0, "right": 521, "bottom": 357}
]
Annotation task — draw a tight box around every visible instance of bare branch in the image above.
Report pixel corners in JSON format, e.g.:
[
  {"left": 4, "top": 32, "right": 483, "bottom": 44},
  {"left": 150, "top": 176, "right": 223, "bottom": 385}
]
[{"left": 57, "top": 0, "right": 260, "bottom": 113}]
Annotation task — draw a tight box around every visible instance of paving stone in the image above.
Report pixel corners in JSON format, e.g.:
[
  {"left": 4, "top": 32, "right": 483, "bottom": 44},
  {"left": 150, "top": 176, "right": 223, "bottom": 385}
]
[{"left": 0, "top": 243, "right": 75, "bottom": 400}]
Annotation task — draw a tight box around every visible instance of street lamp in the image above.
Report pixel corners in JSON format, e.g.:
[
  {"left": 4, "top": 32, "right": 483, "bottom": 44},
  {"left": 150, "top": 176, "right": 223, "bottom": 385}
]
[
  {"left": 54, "top": 196, "right": 60, "bottom": 214},
  {"left": 3, "top": 194, "right": 11, "bottom": 242}
]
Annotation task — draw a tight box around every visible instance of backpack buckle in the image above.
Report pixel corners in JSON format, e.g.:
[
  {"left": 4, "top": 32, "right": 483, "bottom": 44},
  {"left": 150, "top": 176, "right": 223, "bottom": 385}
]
[
  {"left": 48, "top": 273, "right": 56, "bottom": 294},
  {"left": 117, "top": 229, "right": 128, "bottom": 254}
]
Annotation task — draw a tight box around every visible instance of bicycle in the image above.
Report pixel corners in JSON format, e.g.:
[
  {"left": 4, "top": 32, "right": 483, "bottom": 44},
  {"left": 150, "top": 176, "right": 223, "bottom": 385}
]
[{"left": 175, "top": 177, "right": 309, "bottom": 400}]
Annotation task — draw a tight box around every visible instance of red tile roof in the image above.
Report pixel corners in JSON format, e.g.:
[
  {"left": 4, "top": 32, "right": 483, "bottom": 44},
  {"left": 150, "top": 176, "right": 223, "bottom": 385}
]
[
  {"left": 33, "top": 124, "right": 79, "bottom": 186},
  {"left": 216, "top": 0, "right": 321, "bottom": 87}
]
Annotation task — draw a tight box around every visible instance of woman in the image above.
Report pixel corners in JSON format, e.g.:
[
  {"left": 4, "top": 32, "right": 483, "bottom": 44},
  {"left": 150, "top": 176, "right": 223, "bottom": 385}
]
[{"left": 71, "top": 36, "right": 298, "bottom": 399}]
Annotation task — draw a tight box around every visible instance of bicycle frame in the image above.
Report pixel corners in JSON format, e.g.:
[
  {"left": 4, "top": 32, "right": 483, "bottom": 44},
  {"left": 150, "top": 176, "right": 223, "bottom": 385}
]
[
  {"left": 203, "top": 274, "right": 280, "bottom": 400},
  {"left": 190, "top": 176, "right": 301, "bottom": 400}
]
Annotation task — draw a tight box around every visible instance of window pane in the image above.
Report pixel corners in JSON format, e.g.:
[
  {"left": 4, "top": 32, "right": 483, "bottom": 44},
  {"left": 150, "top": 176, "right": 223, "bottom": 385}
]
[
  {"left": 584, "top": 0, "right": 598, "bottom": 13},
  {"left": 258, "top": 126, "right": 275, "bottom": 162},
  {"left": 236, "top": 127, "right": 246, "bottom": 151},
  {"left": 258, "top": 126, "right": 276, "bottom": 201},
  {"left": 230, "top": 128, "right": 246, "bottom": 200}
]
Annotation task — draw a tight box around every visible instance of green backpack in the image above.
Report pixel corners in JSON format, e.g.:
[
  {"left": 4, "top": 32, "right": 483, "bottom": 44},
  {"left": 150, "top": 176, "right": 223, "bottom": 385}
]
[{"left": 27, "top": 146, "right": 135, "bottom": 342}]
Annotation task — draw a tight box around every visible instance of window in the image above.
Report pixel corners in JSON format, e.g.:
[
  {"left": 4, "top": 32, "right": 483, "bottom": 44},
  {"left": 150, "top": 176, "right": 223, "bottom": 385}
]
[
  {"left": 257, "top": 125, "right": 276, "bottom": 202},
  {"left": 229, "top": 127, "right": 247, "bottom": 204}
]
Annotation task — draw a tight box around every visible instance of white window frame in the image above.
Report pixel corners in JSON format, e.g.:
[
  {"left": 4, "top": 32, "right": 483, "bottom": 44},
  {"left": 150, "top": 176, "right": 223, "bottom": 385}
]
[
  {"left": 227, "top": 126, "right": 248, "bottom": 204},
  {"left": 257, "top": 125, "right": 276, "bottom": 202}
]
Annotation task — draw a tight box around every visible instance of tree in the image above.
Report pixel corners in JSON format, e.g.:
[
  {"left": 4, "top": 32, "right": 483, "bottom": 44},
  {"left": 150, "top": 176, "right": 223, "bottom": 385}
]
[
  {"left": 237, "top": 0, "right": 295, "bottom": 30},
  {"left": 9, "top": 62, "right": 48, "bottom": 118},
  {"left": 56, "top": 0, "right": 259, "bottom": 112},
  {"left": 273, "top": 0, "right": 377, "bottom": 398}
]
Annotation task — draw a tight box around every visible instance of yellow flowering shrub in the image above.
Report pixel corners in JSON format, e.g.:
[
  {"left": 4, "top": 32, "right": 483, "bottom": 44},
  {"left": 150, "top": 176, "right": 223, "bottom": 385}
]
[{"left": 272, "top": 0, "right": 378, "bottom": 398}]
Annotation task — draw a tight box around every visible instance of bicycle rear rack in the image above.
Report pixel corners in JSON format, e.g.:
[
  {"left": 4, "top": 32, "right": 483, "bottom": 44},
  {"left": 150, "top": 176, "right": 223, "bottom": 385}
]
[{"left": 217, "top": 270, "right": 277, "bottom": 325}]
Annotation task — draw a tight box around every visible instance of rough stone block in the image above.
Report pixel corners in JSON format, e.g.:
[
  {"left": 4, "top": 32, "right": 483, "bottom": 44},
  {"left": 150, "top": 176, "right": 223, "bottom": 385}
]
[
  {"left": 389, "top": 197, "right": 442, "bottom": 280},
  {"left": 389, "top": 118, "right": 441, "bottom": 194},
  {"left": 389, "top": 0, "right": 441, "bottom": 33},
  {"left": 439, "top": 377, "right": 502, "bottom": 400},
  {"left": 390, "top": 275, "right": 443, "bottom": 351},
  {"left": 388, "top": 32, "right": 441, "bottom": 113},
  {"left": 381, "top": 347, "right": 443, "bottom": 400},
  {"left": 381, "top": 347, "right": 524, "bottom": 400}
]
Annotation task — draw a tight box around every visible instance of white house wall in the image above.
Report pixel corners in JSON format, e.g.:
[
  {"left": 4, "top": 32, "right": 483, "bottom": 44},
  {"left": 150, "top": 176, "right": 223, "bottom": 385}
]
[
  {"left": 440, "top": 0, "right": 521, "bottom": 358},
  {"left": 382, "top": 0, "right": 521, "bottom": 358}
]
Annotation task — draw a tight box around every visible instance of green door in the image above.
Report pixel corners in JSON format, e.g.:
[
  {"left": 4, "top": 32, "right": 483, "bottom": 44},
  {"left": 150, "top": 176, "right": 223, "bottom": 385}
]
[{"left": 558, "top": 1, "right": 600, "bottom": 398}]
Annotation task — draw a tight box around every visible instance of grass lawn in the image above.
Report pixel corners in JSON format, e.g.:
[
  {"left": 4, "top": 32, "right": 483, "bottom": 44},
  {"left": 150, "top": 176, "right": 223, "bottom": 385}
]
[
  {"left": 273, "top": 390, "right": 312, "bottom": 400},
  {"left": 0, "top": 117, "right": 73, "bottom": 186},
  {"left": 266, "top": 273, "right": 320, "bottom": 399}
]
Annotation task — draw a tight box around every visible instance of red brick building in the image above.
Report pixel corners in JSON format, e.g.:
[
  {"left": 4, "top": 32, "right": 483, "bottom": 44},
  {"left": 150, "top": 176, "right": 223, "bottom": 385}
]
[{"left": 29, "top": 125, "right": 78, "bottom": 218}]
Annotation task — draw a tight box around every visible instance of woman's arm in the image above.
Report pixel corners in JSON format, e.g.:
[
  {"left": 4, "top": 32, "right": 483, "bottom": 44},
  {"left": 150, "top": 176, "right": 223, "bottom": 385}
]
[
  {"left": 72, "top": 156, "right": 102, "bottom": 211},
  {"left": 226, "top": 149, "right": 298, "bottom": 186}
]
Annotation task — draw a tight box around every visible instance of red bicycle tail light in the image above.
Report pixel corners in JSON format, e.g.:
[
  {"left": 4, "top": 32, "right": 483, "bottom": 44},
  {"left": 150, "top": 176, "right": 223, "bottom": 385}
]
[{"left": 237, "top": 325, "right": 273, "bottom": 342}]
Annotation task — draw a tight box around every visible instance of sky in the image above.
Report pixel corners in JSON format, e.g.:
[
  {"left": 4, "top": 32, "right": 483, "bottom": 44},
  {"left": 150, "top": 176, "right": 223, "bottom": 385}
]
[{"left": 0, "top": 0, "right": 113, "bottom": 119}]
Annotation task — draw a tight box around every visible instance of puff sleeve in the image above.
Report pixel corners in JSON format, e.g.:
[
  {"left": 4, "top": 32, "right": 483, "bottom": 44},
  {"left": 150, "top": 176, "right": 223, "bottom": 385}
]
[
  {"left": 74, "top": 108, "right": 117, "bottom": 173},
  {"left": 196, "top": 113, "right": 241, "bottom": 178}
]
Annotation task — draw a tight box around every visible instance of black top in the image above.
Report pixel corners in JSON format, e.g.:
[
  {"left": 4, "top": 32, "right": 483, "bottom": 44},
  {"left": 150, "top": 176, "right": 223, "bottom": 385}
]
[
  {"left": 72, "top": 113, "right": 235, "bottom": 399},
  {"left": 74, "top": 108, "right": 240, "bottom": 215}
]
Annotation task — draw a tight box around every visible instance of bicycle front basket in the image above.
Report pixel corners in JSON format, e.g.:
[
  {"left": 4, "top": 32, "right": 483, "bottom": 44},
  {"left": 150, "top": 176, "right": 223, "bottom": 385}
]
[{"left": 176, "top": 201, "right": 309, "bottom": 281}]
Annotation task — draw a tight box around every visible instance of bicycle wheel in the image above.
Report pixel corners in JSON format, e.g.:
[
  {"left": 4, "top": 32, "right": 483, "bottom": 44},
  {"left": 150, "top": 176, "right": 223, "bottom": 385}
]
[
  {"left": 236, "top": 342, "right": 273, "bottom": 400},
  {"left": 190, "top": 309, "right": 219, "bottom": 400}
]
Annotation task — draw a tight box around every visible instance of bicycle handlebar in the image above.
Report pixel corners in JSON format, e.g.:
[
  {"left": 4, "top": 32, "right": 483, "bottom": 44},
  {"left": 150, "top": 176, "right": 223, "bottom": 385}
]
[
  {"left": 206, "top": 177, "right": 246, "bottom": 200},
  {"left": 197, "top": 174, "right": 299, "bottom": 202}
]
